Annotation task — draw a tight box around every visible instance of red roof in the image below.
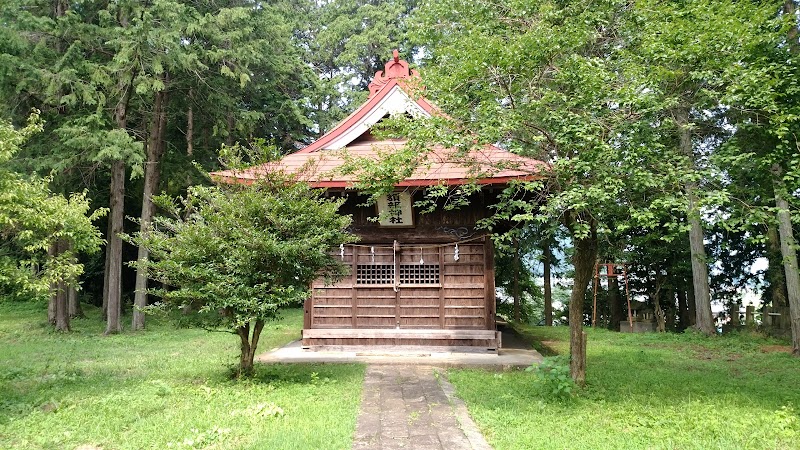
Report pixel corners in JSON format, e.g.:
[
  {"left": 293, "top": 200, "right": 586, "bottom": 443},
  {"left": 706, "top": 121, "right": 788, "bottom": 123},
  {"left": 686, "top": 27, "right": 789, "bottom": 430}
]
[
  {"left": 211, "top": 138, "right": 545, "bottom": 188},
  {"left": 211, "top": 51, "right": 547, "bottom": 188}
]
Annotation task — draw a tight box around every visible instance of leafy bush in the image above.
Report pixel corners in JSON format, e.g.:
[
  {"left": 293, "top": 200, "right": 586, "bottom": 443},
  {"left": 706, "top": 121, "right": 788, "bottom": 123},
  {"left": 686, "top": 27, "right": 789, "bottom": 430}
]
[
  {"left": 526, "top": 356, "right": 575, "bottom": 401},
  {"left": 1, "top": 113, "right": 104, "bottom": 303},
  {"left": 127, "top": 174, "right": 355, "bottom": 376}
]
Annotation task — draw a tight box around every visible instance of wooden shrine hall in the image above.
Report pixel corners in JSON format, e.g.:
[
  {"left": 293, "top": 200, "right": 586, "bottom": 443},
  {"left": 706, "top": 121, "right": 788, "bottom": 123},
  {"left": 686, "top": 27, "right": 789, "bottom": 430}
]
[{"left": 213, "top": 51, "right": 546, "bottom": 351}]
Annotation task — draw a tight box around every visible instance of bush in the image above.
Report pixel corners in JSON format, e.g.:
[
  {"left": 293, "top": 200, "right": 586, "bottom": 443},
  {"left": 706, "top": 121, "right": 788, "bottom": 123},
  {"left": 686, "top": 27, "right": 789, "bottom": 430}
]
[
  {"left": 127, "top": 175, "right": 355, "bottom": 376},
  {"left": 526, "top": 355, "right": 575, "bottom": 401}
]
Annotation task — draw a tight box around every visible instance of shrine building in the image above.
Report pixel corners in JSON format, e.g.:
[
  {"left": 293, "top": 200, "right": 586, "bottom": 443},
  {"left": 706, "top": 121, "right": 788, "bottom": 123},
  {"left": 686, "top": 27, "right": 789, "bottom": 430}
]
[{"left": 212, "top": 51, "right": 546, "bottom": 351}]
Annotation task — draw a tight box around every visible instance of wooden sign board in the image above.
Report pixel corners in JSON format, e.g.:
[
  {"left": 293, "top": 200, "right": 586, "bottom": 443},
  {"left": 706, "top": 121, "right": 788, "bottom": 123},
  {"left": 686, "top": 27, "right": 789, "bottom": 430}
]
[{"left": 377, "top": 192, "right": 413, "bottom": 227}]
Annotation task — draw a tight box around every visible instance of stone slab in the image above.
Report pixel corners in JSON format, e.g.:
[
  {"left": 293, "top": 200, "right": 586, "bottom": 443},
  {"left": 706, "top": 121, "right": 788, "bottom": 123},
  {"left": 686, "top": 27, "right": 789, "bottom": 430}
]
[
  {"left": 352, "top": 365, "right": 493, "bottom": 450},
  {"left": 257, "top": 340, "right": 542, "bottom": 368}
]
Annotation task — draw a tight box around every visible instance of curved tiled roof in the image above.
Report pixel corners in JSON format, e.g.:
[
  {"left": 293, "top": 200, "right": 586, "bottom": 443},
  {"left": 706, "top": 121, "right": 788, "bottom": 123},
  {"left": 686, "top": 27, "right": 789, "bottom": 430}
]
[{"left": 211, "top": 52, "right": 546, "bottom": 188}]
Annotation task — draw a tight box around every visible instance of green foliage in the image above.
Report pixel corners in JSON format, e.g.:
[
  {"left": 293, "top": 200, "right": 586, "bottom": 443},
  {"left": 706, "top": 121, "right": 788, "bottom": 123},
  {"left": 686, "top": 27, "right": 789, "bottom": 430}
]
[
  {"left": 0, "top": 113, "right": 105, "bottom": 301},
  {"left": 411, "top": 0, "right": 778, "bottom": 234},
  {"left": 0, "top": 302, "right": 364, "bottom": 449},
  {"left": 296, "top": 0, "right": 418, "bottom": 134},
  {"left": 496, "top": 293, "right": 542, "bottom": 325},
  {"left": 494, "top": 225, "right": 546, "bottom": 324},
  {"left": 525, "top": 355, "right": 575, "bottom": 401},
  {"left": 126, "top": 173, "right": 355, "bottom": 359}
]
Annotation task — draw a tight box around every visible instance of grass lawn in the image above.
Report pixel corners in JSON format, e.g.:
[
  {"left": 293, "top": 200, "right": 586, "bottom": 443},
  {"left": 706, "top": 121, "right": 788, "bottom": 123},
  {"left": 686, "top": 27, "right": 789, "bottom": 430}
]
[
  {"left": 449, "top": 326, "right": 800, "bottom": 450},
  {"left": 0, "top": 301, "right": 364, "bottom": 450}
]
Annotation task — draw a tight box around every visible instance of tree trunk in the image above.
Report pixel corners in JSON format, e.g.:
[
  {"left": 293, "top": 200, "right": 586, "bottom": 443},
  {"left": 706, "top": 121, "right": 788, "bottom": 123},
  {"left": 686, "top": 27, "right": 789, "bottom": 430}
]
[
  {"left": 608, "top": 276, "right": 622, "bottom": 331},
  {"left": 772, "top": 164, "right": 800, "bottom": 355},
  {"left": 767, "top": 225, "right": 789, "bottom": 307},
  {"left": 226, "top": 111, "right": 235, "bottom": 146},
  {"left": 569, "top": 224, "right": 597, "bottom": 386},
  {"left": 54, "top": 279, "right": 69, "bottom": 331},
  {"left": 104, "top": 12, "right": 133, "bottom": 334},
  {"left": 105, "top": 160, "right": 125, "bottom": 335},
  {"left": 54, "top": 239, "right": 70, "bottom": 332},
  {"left": 687, "top": 207, "right": 715, "bottom": 335},
  {"left": 785, "top": 1, "right": 799, "bottom": 55},
  {"left": 513, "top": 235, "right": 521, "bottom": 322},
  {"left": 665, "top": 285, "right": 676, "bottom": 331},
  {"left": 133, "top": 86, "right": 168, "bottom": 331},
  {"left": 676, "top": 107, "right": 714, "bottom": 335},
  {"left": 543, "top": 239, "right": 553, "bottom": 326},
  {"left": 102, "top": 233, "right": 110, "bottom": 319},
  {"left": 236, "top": 320, "right": 266, "bottom": 377},
  {"left": 187, "top": 89, "right": 194, "bottom": 156},
  {"left": 54, "top": 0, "right": 67, "bottom": 17},
  {"left": 237, "top": 323, "right": 251, "bottom": 376},
  {"left": 653, "top": 292, "right": 666, "bottom": 333},
  {"left": 68, "top": 285, "right": 83, "bottom": 318},
  {"left": 47, "top": 242, "right": 56, "bottom": 324},
  {"left": 686, "top": 282, "right": 697, "bottom": 327}
]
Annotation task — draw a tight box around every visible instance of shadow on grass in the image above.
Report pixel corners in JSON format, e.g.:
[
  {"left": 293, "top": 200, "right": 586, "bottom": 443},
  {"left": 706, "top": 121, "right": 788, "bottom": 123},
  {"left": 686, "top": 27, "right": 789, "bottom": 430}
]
[{"left": 253, "top": 362, "right": 365, "bottom": 387}]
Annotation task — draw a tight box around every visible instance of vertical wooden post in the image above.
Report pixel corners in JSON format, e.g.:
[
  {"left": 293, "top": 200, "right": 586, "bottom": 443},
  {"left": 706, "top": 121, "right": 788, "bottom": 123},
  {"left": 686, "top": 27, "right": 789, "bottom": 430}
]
[
  {"left": 303, "top": 297, "right": 312, "bottom": 330},
  {"left": 746, "top": 305, "right": 755, "bottom": 327},
  {"left": 394, "top": 240, "right": 401, "bottom": 333},
  {"left": 351, "top": 246, "right": 358, "bottom": 329},
  {"left": 484, "top": 236, "right": 496, "bottom": 331},
  {"left": 439, "top": 244, "right": 445, "bottom": 329}
]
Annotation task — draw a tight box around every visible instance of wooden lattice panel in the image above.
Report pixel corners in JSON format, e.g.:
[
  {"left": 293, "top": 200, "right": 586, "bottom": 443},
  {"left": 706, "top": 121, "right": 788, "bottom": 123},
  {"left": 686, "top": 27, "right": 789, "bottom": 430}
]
[
  {"left": 356, "top": 263, "right": 394, "bottom": 285},
  {"left": 399, "top": 264, "right": 440, "bottom": 285}
]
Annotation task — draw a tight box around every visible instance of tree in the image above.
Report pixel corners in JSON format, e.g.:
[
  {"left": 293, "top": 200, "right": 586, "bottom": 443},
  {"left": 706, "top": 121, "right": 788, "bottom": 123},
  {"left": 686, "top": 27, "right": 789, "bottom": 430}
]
[
  {"left": 296, "top": 0, "right": 418, "bottom": 135},
  {"left": 2, "top": 0, "right": 315, "bottom": 330},
  {"left": 131, "top": 0, "right": 315, "bottom": 330},
  {"left": 717, "top": 1, "right": 800, "bottom": 352},
  {"left": 623, "top": 0, "right": 781, "bottom": 334},
  {"left": 494, "top": 225, "right": 543, "bottom": 324},
  {"left": 127, "top": 172, "right": 355, "bottom": 376},
  {"left": 404, "top": 0, "right": 693, "bottom": 384},
  {"left": 0, "top": 112, "right": 105, "bottom": 330}
]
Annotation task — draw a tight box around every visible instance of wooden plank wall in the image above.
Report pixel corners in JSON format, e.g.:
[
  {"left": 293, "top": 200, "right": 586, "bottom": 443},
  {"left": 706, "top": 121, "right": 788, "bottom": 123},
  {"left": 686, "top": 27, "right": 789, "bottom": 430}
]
[
  {"left": 307, "top": 242, "right": 490, "bottom": 331},
  {"left": 442, "top": 243, "right": 486, "bottom": 329}
]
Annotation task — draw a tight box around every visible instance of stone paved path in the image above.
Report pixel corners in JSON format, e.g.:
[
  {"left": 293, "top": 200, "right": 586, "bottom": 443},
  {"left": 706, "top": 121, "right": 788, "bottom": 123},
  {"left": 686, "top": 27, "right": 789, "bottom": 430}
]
[{"left": 352, "top": 365, "right": 492, "bottom": 450}]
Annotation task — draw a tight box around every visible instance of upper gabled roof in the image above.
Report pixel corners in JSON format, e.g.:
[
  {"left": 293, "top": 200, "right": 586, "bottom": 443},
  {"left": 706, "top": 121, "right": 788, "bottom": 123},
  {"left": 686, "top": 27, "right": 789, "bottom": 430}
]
[
  {"left": 211, "top": 51, "right": 546, "bottom": 188},
  {"left": 296, "top": 51, "right": 436, "bottom": 154}
]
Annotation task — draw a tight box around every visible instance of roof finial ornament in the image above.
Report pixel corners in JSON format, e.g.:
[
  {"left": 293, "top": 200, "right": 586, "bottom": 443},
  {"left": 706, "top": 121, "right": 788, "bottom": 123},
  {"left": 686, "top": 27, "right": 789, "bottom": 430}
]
[{"left": 367, "top": 49, "right": 420, "bottom": 98}]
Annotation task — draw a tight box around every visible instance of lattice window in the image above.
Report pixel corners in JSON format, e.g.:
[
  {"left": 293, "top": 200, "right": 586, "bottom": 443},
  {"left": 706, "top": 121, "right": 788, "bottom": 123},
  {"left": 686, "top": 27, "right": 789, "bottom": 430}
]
[
  {"left": 356, "top": 264, "right": 395, "bottom": 285},
  {"left": 399, "top": 264, "right": 440, "bottom": 284}
]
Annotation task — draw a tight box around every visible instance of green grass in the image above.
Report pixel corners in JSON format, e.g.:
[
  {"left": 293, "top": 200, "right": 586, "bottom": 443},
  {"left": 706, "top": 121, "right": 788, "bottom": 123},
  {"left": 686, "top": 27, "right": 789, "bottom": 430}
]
[
  {"left": 0, "top": 302, "right": 364, "bottom": 450},
  {"left": 449, "top": 326, "right": 800, "bottom": 450}
]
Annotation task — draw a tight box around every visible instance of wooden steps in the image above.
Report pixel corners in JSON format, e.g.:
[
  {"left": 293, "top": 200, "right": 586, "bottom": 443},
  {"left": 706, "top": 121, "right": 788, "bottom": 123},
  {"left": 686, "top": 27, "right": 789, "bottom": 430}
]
[{"left": 301, "top": 328, "right": 500, "bottom": 351}]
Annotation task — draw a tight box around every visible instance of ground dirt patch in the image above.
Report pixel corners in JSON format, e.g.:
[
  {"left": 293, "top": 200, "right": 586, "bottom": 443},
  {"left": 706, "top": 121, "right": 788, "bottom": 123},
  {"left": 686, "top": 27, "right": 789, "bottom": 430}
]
[
  {"left": 540, "top": 340, "right": 562, "bottom": 351},
  {"left": 761, "top": 344, "right": 793, "bottom": 353}
]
